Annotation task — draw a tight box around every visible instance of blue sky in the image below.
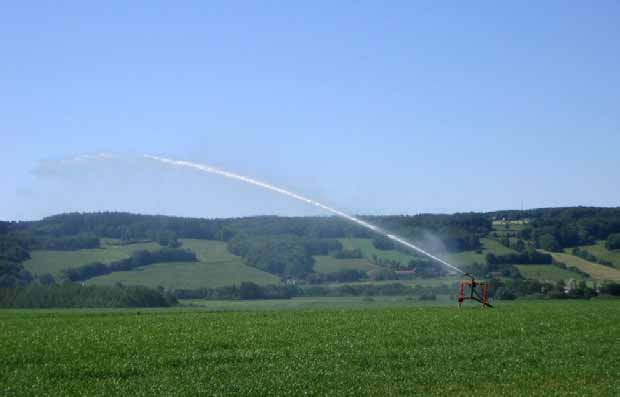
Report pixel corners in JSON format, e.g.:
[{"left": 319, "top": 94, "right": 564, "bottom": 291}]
[{"left": 2, "top": 1, "right": 619, "bottom": 220}]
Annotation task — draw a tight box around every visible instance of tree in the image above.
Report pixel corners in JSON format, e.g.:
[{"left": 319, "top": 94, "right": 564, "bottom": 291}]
[
  {"left": 239, "top": 282, "right": 262, "bottom": 299},
  {"left": 600, "top": 282, "right": 620, "bottom": 296},
  {"left": 538, "top": 234, "right": 561, "bottom": 252},
  {"left": 0, "top": 260, "right": 32, "bottom": 288},
  {"left": 38, "top": 273, "right": 56, "bottom": 286},
  {"left": 512, "top": 239, "right": 526, "bottom": 252},
  {"left": 372, "top": 235, "right": 395, "bottom": 250},
  {"left": 605, "top": 234, "right": 620, "bottom": 250},
  {"left": 494, "top": 287, "right": 516, "bottom": 300}
]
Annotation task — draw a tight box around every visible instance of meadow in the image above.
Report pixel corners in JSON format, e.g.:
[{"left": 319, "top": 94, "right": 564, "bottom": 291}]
[
  {"left": 313, "top": 255, "right": 379, "bottom": 273},
  {"left": 580, "top": 241, "right": 620, "bottom": 268},
  {"left": 1, "top": 300, "right": 618, "bottom": 395},
  {"left": 441, "top": 237, "right": 517, "bottom": 267},
  {"left": 515, "top": 264, "right": 585, "bottom": 281},
  {"left": 547, "top": 252, "right": 620, "bottom": 282},
  {"left": 324, "top": 237, "right": 515, "bottom": 273},
  {"left": 491, "top": 220, "right": 527, "bottom": 237},
  {"left": 87, "top": 239, "right": 280, "bottom": 289},
  {"left": 22, "top": 236, "right": 514, "bottom": 290},
  {"left": 22, "top": 240, "right": 160, "bottom": 277},
  {"left": 20, "top": 233, "right": 620, "bottom": 293}
]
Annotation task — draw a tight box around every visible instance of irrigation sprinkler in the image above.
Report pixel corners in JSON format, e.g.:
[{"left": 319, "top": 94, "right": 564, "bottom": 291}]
[{"left": 458, "top": 273, "right": 493, "bottom": 308}]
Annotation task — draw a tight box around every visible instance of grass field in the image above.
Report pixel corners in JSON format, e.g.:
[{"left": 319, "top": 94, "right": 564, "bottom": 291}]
[
  {"left": 340, "top": 237, "right": 515, "bottom": 269},
  {"left": 86, "top": 239, "right": 280, "bottom": 289},
  {"left": 443, "top": 237, "right": 517, "bottom": 267},
  {"left": 491, "top": 220, "right": 526, "bottom": 236},
  {"left": 580, "top": 241, "right": 620, "bottom": 268},
  {"left": 23, "top": 241, "right": 160, "bottom": 277},
  {"left": 546, "top": 252, "right": 620, "bottom": 282},
  {"left": 515, "top": 264, "right": 584, "bottom": 281},
  {"left": 1, "top": 300, "right": 618, "bottom": 395},
  {"left": 313, "top": 255, "right": 379, "bottom": 273},
  {"left": 339, "top": 238, "right": 418, "bottom": 263}
]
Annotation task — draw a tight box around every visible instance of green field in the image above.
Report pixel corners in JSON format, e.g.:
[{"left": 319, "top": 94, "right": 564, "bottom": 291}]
[
  {"left": 339, "top": 238, "right": 418, "bottom": 263},
  {"left": 1, "top": 301, "right": 618, "bottom": 395},
  {"left": 313, "top": 255, "right": 379, "bottom": 273},
  {"left": 515, "top": 264, "right": 584, "bottom": 281},
  {"left": 86, "top": 239, "right": 280, "bottom": 289},
  {"left": 22, "top": 236, "right": 518, "bottom": 288},
  {"left": 443, "top": 238, "right": 517, "bottom": 267},
  {"left": 339, "top": 237, "right": 515, "bottom": 269},
  {"left": 547, "top": 252, "right": 620, "bottom": 281},
  {"left": 491, "top": 220, "right": 526, "bottom": 236},
  {"left": 23, "top": 241, "right": 160, "bottom": 277},
  {"left": 581, "top": 241, "right": 620, "bottom": 268}
]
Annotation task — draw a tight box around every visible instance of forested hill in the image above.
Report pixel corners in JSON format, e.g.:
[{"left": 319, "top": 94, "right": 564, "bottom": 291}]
[
  {"left": 2, "top": 207, "right": 620, "bottom": 306},
  {"left": 3, "top": 207, "right": 620, "bottom": 253},
  {"left": 0, "top": 211, "right": 495, "bottom": 294},
  {"left": 487, "top": 207, "right": 620, "bottom": 250},
  {"left": 1, "top": 211, "right": 494, "bottom": 251}
]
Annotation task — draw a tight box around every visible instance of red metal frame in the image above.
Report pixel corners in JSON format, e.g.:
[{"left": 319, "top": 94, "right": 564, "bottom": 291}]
[{"left": 458, "top": 278, "right": 491, "bottom": 308}]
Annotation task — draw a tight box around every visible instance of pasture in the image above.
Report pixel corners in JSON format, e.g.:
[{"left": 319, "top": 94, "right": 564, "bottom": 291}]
[
  {"left": 87, "top": 239, "right": 280, "bottom": 289},
  {"left": 442, "top": 237, "right": 517, "bottom": 267},
  {"left": 491, "top": 220, "right": 527, "bottom": 236},
  {"left": 22, "top": 241, "right": 160, "bottom": 277},
  {"left": 580, "top": 241, "right": 620, "bottom": 268},
  {"left": 338, "top": 237, "right": 516, "bottom": 269},
  {"left": 22, "top": 239, "right": 280, "bottom": 289},
  {"left": 0, "top": 300, "right": 617, "bottom": 395},
  {"left": 515, "top": 264, "right": 584, "bottom": 281},
  {"left": 548, "top": 252, "right": 620, "bottom": 282},
  {"left": 312, "top": 255, "right": 379, "bottom": 274},
  {"left": 339, "top": 237, "right": 418, "bottom": 263}
]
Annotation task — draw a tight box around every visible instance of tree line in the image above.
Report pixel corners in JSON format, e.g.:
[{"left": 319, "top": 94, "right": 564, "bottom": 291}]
[
  {"left": 6, "top": 211, "right": 490, "bottom": 254},
  {"left": 33, "top": 234, "right": 101, "bottom": 250},
  {"left": 0, "top": 234, "right": 33, "bottom": 288},
  {"left": 485, "top": 250, "right": 552, "bottom": 265},
  {"left": 0, "top": 284, "right": 177, "bottom": 308}
]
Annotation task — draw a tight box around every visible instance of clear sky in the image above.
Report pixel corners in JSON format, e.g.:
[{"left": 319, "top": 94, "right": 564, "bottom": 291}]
[{"left": 2, "top": 1, "right": 619, "bottom": 221}]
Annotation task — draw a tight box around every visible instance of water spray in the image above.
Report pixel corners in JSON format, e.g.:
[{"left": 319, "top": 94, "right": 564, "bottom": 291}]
[{"left": 143, "top": 154, "right": 465, "bottom": 275}]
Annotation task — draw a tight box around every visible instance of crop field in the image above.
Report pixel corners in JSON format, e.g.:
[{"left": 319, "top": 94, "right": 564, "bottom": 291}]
[
  {"left": 547, "top": 252, "right": 620, "bottom": 281},
  {"left": 22, "top": 241, "right": 161, "bottom": 277},
  {"left": 515, "top": 264, "right": 584, "bottom": 281},
  {"left": 313, "top": 255, "right": 379, "bottom": 274},
  {"left": 87, "top": 239, "right": 280, "bottom": 289},
  {"left": 1, "top": 300, "right": 618, "bottom": 395},
  {"left": 580, "top": 241, "right": 620, "bottom": 268}
]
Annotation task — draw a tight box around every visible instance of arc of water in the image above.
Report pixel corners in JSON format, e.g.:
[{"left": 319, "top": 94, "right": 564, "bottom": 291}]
[{"left": 143, "top": 154, "right": 464, "bottom": 274}]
